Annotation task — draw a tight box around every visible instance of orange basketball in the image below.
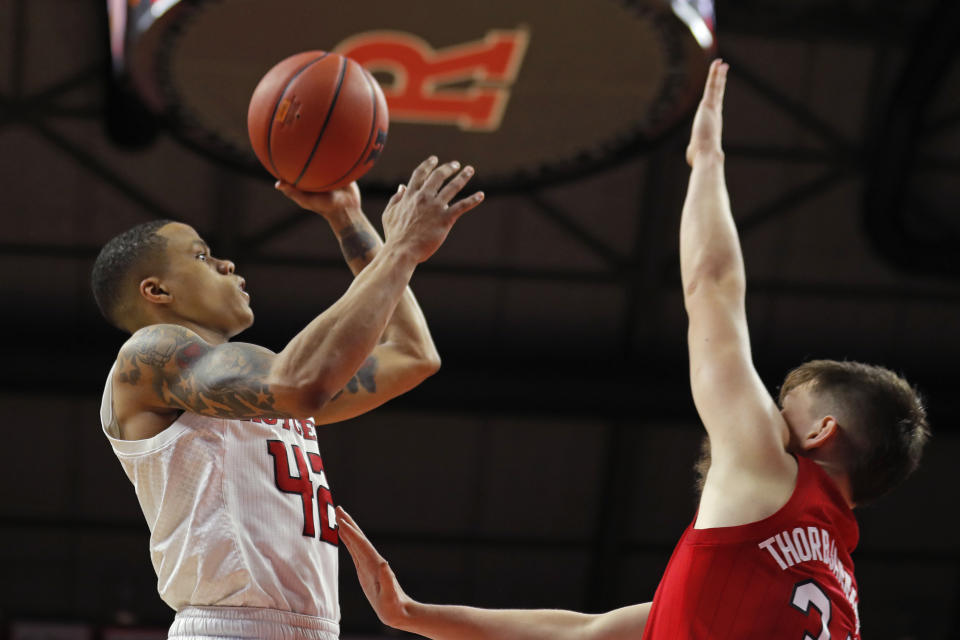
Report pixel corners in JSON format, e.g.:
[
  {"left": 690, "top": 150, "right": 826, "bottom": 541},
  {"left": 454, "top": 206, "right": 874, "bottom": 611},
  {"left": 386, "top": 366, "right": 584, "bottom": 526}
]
[{"left": 247, "top": 51, "right": 389, "bottom": 192}]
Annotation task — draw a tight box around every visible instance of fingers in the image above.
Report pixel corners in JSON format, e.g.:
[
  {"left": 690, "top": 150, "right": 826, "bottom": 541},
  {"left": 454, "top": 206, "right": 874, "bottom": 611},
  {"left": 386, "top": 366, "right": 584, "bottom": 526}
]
[
  {"left": 336, "top": 511, "right": 365, "bottom": 563},
  {"left": 702, "top": 59, "right": 728, "bottom": 109},
  {"left": 275, "top": 180, "right": 300, "bottom": 201},
  {"left": 396, "top": 156, "right": 484, "bottom": 226},
  {"left": 387, "top": 183, "right": 406, "bottom": 207},
  {"left": 407, "top": 156, "right": 439, "bottom": 191},
  {"left": 446, "top": 191, "right": 485, "bottom": 222},
  {"left": 336, "top": 506, "right": 384, "bottom": 565},
  {"left": 275, "top": 181, "right": 313, "bottom": 211},
  {"left": 437, "top": 165, "right": 475, "bottom": 203},
  {"left": 422, "top": 160, "right": 462, "bottom": 194}
]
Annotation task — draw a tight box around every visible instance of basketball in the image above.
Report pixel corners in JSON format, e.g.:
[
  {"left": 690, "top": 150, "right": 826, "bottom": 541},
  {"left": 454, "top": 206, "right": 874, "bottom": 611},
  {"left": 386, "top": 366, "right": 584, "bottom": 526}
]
[{"left": 247, "top": 51, "right": 389, "bottom": 192}]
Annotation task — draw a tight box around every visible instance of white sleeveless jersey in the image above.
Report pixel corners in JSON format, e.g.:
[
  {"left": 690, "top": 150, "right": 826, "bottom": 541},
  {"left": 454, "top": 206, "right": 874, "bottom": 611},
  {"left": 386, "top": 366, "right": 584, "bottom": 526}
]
[{"left": 100, "top": 365, "right": 340, "bottom": 621}]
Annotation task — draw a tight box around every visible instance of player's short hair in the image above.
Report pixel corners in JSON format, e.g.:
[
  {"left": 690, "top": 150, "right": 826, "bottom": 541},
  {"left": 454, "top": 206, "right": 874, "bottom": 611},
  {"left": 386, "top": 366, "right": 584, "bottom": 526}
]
[
  {"left": 779, "top": 359, "right": 929, "bottom": 506},
  {"left": 91, "top": 219, "right": 175, "bottom": 330}
]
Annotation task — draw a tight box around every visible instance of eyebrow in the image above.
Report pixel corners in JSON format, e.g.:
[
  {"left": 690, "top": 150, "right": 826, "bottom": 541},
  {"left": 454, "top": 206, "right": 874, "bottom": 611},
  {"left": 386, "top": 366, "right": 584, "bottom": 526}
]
[{"left": 191, "top": 240, "right": 211, "bottom": 253}]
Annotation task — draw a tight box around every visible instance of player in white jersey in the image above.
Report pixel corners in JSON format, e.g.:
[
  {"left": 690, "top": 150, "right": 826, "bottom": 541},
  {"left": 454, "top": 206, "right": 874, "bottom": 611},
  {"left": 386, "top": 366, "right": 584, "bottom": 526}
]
[{"left": 91, "top": 156, "right": 483, "bottom": 639}]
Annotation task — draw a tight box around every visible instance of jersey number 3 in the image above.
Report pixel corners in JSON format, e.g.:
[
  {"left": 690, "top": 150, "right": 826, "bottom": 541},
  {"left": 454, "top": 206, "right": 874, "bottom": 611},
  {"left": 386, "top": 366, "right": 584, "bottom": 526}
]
[
  {"left": 267, "top": 440, "right": 338, "bottom": 546},
  {"left": 791, "top": 580, "right": 853, "bottom": 640}
]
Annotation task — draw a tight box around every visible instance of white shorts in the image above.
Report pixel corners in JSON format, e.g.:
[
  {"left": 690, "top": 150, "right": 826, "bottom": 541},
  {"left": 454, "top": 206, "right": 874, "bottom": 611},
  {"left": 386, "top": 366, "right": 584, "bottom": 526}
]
[{"left": 168, "top": 606, "right": 339, "bottom": 639}]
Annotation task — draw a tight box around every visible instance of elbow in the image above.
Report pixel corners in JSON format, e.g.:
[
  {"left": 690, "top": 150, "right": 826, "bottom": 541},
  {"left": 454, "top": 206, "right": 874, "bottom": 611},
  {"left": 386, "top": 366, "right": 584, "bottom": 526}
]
[
  {"left": 413, "top": 352, "right": 441, "bottom": 382},
  {"left": 683, "top": 264, "right": 746, "bottom": 301},
  {"left": 396, "top": 351, "right": 441, "bottom": 390},
  {"left": 424, "top": 351, "right": 441, "bottom": 376},
  {"left": 394, "top": 342, "right": 441, "bottom": 380},
  {"left": 291, "top": 384, "right": 331, "bottom": 417},
  {"left": 286, "top": 372, "right": 338, "bottom": 416}
]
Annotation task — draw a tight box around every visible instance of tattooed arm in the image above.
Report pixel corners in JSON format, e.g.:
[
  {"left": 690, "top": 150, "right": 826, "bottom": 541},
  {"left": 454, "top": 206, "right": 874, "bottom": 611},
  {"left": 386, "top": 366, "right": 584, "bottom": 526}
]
[
  {"left": 113, "top": 158, "right": 481, "bottom": 438},
  {"left": 116, "top": 325, "right": 296, "bottom": 425},
  {"left": 276, "top": 180, "right": 446, "bottom": 426}
]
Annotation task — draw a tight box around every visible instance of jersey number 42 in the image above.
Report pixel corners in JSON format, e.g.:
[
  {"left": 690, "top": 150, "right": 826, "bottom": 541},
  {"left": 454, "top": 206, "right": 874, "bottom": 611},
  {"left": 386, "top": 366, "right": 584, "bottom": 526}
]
[{"left": 267, "top": 440, "right": 338, "bottom": 546}]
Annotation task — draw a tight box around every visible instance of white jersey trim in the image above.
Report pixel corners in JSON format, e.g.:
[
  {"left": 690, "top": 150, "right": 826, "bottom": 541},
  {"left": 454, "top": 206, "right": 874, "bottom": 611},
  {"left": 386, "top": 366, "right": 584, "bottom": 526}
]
[{"left": 100, "top": 361, "right": 194, "bottom": 455}]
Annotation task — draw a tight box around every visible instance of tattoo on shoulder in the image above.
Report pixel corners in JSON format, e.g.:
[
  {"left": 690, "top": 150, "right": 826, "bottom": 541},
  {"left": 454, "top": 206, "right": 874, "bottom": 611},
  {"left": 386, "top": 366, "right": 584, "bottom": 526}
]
[
  {"left": 117, "top": 325, "right": 291, "bottom": 419},
  {"left": 338, "top": 226, "right": 377, "bottom": 263},
  {"left": 116, "top": 325, "right": 184, "bottom": 385},
  {"left": 331, "top": 356, "right": 378, "bottom": 401}
]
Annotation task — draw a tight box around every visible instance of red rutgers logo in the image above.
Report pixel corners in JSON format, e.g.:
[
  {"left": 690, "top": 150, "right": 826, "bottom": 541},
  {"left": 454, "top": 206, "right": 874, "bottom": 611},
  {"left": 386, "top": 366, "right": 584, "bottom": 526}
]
[{"left": 336, "top": 29, "right": 530, "bottom": 131}]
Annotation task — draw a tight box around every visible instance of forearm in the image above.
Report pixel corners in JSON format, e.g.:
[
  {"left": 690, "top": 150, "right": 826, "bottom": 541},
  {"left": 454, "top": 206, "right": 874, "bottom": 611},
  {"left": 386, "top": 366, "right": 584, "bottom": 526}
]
[
  {"left": 326, "top": 205, "right": 383, "bottom": 275},
  {"left": 679, "top": 151, "right": 745, "bottom": 298},
  {"left": 399, "top": 602, "right": 596, "bottom": 640},
  {"left": 329, "top": 207, "right": 439, "bottom": 363},
  {"left": 269, "top": 244, "right": 417, "bottom": 408}
]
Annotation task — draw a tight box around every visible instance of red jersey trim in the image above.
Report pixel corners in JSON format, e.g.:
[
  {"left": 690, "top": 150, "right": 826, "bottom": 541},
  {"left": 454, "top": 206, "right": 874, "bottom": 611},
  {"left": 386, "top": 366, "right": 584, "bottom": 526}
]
[{"left": 682, "top": 456, "right": 859, "bottom": 550}]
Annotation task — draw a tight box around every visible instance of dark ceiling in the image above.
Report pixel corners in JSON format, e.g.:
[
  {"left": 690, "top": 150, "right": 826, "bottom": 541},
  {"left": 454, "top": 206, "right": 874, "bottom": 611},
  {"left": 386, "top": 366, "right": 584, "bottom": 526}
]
[
  {"left": 4, "top": 0, "right": 960, "bottom": 398},
  {"left": 1, "top": 0, "right": 959, "bottom": 636}
]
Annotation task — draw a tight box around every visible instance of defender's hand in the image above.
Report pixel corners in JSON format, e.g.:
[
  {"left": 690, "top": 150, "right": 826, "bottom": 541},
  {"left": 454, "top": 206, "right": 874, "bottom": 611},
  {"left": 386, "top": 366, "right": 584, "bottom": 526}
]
[
  {"left": 686, "top": 59, "right": 729, "bottom": 166},
  {"left": 337, "top": 506, "right": 415, "bottom": 629},
  {"left": 382, "top": 156, "right": 484, "bottom": 263},
  {"left": 275, "top": 180, "right": 362, "bottom": 225}
]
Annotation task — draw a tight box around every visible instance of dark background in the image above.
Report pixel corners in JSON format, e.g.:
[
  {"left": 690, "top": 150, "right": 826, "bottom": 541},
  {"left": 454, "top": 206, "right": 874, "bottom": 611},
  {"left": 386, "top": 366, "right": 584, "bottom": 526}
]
[{"left": 1, "top": 0, "right": 959, "bottom": 638}]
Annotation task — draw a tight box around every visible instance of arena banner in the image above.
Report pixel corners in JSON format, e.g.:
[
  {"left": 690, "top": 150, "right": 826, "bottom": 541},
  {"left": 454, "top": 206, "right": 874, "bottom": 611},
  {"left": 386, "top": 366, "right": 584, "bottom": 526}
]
[{"left": 108, "top": 0, "right": 715, "bottom": 189}]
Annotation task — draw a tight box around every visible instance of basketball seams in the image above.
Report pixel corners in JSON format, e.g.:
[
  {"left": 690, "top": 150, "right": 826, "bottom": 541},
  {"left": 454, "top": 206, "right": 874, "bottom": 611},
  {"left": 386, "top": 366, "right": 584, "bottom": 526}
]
[
  {"left": 314, "top": 65, "right": 380, "bottom": 191},
  {"left": 294, "top": 56, "right": 349, "bottom": 187},
  {"left": 266, "top": 52, "right": 331, "bottom": 180},
  {"left": 250, "top": 51, "right": 388, "bottom": 190}
]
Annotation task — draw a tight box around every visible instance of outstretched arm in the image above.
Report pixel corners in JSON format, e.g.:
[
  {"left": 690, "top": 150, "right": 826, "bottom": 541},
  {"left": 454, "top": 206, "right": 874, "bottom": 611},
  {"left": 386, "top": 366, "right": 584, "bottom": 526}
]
[
  {"left": 337, "top": 507, "right": 651, "bottom": 640},
  {"left": 115, "top": 158, "right": 483, "bottom": 426},
  {"left": 681, "top": 61, "right": 790, "bottom": 476},
  {"left": 276, "top": 175, "right": 462, "bottom": 424}
]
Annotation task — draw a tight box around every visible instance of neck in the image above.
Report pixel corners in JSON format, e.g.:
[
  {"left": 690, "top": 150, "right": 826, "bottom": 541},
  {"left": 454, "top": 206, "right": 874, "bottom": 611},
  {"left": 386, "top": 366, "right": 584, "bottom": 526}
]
[
  {"left": 181, "top": 321, "right": 230, "bottom": 345},
  {"left": 140, "top": 314, "right": 231, "bottom": 345},
  {"left": 810, "top": 457, "right": 855, "bottom": 509}
]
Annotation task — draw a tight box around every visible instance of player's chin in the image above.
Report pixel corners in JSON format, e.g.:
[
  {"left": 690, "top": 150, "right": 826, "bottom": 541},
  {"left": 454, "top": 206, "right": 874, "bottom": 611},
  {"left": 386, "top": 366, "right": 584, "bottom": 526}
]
[
  {"left": 229, "top": 298, "right": 255, "bottom": 331},
  {"left": 226, "top": 310, "right": 254, "bottom": 339},
  {"left": 239, "top": 305, "right": 255, "bottom": 330}
]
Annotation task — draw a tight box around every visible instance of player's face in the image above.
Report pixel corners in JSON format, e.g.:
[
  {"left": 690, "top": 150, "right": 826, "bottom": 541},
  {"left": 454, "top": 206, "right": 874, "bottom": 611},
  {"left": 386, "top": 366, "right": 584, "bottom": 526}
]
[{"left": 155, "top": 223, "right": 253, "bottom": 338}]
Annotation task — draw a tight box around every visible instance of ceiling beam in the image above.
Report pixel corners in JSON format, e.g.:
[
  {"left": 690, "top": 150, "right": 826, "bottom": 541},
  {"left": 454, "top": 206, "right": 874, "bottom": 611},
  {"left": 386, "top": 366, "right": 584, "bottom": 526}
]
[
  {"left": 28, "top": 120, "right": 179, "bottom": 221},
  {"left": 527, "top": 193, "right": 628, "bottom": 269},
  {"left": 719, "top": 50, "right": 854, "bottom": 152}
]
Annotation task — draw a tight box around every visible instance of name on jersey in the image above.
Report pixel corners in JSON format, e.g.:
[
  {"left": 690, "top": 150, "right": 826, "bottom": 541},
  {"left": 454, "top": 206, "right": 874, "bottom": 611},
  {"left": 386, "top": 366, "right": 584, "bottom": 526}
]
[
  {"left": 250, "top": 417, "right": 318, "bottom": 441},
  {"left": 759, "top": 526, "right": 860, "bottom": 628}
]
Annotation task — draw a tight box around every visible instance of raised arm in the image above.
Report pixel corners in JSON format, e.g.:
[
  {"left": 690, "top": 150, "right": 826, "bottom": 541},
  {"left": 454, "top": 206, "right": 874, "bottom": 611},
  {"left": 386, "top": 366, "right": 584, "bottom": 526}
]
[
  {"left": 336, "top": 506, "right": 651, "bottom": 640},
  {"left": 680, "top": 62, "right": 792, "bottom": 487},
  {"left": 115, "top": 157, "right": 483, "bottom": 427},
  {"left": 275, "top": 170, "right": 474, "bottom": 424}
]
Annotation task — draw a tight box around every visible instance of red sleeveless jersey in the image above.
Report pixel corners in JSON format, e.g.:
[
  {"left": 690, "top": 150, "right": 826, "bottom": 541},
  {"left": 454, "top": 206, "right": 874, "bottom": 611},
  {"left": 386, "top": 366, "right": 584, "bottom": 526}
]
[{"left": 642, "top": 457, "right": 861, "bottom": 639}]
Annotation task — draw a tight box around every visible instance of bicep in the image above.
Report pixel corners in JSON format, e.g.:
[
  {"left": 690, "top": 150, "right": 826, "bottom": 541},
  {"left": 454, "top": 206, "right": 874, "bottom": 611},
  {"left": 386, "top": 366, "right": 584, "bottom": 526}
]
[
  {"left": 685, "top": 288, "right": 785, "bottom": 464},
  {"left": 117, "top": 325, "right": 308, "bottom": 420}
]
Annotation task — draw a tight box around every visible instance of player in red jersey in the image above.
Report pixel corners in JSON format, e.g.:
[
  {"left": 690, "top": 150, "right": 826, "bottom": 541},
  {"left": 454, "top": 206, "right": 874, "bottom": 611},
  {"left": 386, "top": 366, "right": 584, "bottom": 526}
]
[{"left": 330, "top": 60, "right": 930, "bottom": 639}]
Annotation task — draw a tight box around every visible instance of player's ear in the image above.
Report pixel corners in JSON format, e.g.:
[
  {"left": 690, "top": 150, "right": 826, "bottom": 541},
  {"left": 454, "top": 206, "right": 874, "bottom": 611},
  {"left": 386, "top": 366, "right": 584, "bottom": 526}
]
[
  {"left": 140, "top": 277, "right": 172, "bottom": 305},
  {"left": 802, "top": 415, "right": 839, "bottom": 451}
]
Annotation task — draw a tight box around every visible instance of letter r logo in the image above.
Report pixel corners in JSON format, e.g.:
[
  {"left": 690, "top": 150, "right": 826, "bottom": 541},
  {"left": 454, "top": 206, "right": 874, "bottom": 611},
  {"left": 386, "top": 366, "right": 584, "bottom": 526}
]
[{"left": 336, "top": 29, "right": 530, "bottom": 131}]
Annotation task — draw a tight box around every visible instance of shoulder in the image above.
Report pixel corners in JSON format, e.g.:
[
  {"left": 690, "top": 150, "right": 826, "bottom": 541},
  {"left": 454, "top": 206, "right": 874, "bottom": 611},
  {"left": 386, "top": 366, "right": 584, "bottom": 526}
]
[
  {"left": 113, "top": 325, "right": 213, "bottom": 401},
  {"left": 111, "top": 325, "right": 209, "bottom": 435},
  {"left": 118, "top": 324, "right": 209, "bottom": 368},
  {"left": 120, "top": 327, "right": 276, "bottom": 366}
]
